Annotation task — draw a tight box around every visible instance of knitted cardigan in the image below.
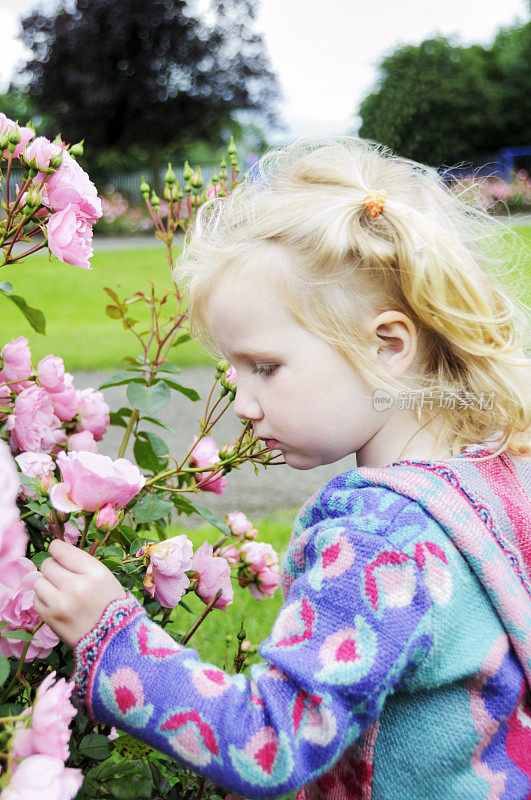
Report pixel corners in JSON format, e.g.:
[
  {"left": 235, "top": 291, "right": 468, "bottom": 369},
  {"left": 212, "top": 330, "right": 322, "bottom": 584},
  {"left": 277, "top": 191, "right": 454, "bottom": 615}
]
[{"left": 72, "top": 449, "right": 531, "bottom": 800}]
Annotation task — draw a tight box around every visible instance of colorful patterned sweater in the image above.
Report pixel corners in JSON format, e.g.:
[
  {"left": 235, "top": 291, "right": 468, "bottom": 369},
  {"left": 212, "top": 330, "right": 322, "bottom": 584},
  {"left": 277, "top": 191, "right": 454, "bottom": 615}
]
[{"left": 72, "top": 449, "right": 531, "bottom": 800}]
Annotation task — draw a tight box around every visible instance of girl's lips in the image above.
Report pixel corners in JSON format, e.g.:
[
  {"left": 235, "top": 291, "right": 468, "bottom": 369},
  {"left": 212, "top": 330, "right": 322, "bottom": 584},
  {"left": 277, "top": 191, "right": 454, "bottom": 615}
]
[{"left": 265, "top": 439, "right": 280, "bottom": 449}]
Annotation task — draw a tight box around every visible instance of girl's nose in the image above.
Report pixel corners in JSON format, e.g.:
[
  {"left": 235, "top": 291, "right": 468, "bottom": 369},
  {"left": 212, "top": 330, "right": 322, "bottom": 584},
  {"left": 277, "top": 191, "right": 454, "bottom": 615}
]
[{"left": 233, "top": 385, "right": 263, "bottom": 422}]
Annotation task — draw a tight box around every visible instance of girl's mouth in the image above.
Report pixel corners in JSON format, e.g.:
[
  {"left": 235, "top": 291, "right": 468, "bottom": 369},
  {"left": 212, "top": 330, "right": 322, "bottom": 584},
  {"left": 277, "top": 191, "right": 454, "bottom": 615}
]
[{"left": 265, "top": 439, "right": 280, "bottom": 449}]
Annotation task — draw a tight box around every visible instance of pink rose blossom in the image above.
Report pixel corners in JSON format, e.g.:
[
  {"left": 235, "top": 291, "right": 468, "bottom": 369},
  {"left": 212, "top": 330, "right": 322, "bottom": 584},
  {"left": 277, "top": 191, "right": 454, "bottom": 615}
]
[
  {"left": 67, "top": 430, "right": 98, "bottom": 453},
  {"left": 225, "top": 511, "right": 254, "bottom": 539},
  {"left": 63, "top": 522, "right": 81, "bottom": 545},
  {"left": 0, "top": 441, "right": 28, "bottom": 569},
  {"left": 0, "top": 557, "right": 59, "bottom": 659},
  {"left": 139, "top": 535, "right": 193, "bottom": 608},
  {"left": 224, "top": 364, "right": 238, "bottom": 388},
  {"left": 11, "top": 671, "right": 77, "bottom": 762},
  {"left": 239, "top": 541, "right": 280, "bottom": 600},
  {"left": 96, "top": 503, "right": 119, "bottom": 532},
  {"left": 0, "top": 370, "right": 12, "bottom": 419},
  {"left": 47, "top": 203, "right": 94, "bottom": 270},
  {"left": 50, "top": 451, "right": 145, "bottom": 514},
  {"left": 75, "top": 387, "right": 110, "bottom": 440},
  {"left": 205, "top": 183, "right": 222, "bottom": 200},
  {"left": 39, "top": 150, "right": 102, "bottom": 221},
  {"left": 218, "top": 543, "right": 239, "bottom": 565},
  {"left": 37, "top": 355, "right": 65, "bottom": 393},
  {"left": 0, "top": 113, "right": 36, "bottom": 159},
  {"left": 1, "top": 336, "right": 32, "bottom": 392},
  {"left": 0, "top": 754, "right": 83, "bottom": 800},
  {"left": 23, "top": 137, "right": 62, "bottom": 172},
  {"left": 15, "top": 451, "right": 55, "bottom": 499},
  {"left": 49, "top": 372, "right": 78, "bottom": 421},
  {"left": 7, "top": 385, "right": 60, "bottom": 454},
  {"left": 190, "top": 542, "right": 234, "bottom": 610},
  {"left": 188, "top": 436, "right": 226, "bottom": 495},
  {"left": 107, "top": 727, "right": 119, "bottom": 741}
]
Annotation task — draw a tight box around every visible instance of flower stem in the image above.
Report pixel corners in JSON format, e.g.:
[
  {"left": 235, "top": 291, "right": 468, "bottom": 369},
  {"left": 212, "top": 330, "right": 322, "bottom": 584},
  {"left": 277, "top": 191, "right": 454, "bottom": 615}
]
[
  {"left": 117, "top": 409, "right": 138, "bottom": 458},
  {"left": 180, "top": 589, "right": 222, "bottom": 645},
  {"left": 0, "top": 622, "right": 42, "bottom": 704}
]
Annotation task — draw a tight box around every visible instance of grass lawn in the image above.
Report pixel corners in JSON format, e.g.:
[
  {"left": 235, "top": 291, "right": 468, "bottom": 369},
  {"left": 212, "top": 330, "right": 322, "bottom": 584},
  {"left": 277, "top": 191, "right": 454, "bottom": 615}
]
[
  {"left": 0, "top": 244, "right": 213, "bottom": 371},
  {"left": 0, "top": 224, "right": 529, "bottom": 371},
  {"left": 165, "top": 507, "right": 298, "bottom": 668}
]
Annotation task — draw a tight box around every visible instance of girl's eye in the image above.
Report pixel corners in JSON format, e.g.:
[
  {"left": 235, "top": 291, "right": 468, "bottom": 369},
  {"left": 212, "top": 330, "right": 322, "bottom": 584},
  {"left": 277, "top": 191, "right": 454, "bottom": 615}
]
[{"left": 251, "top": 364, "right": 278, "bottom": 377}]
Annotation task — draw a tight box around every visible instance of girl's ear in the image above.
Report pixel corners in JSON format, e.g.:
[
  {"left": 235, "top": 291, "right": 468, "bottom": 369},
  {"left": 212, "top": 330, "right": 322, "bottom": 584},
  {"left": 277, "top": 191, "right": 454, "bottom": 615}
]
[{"left": 368, "top": 310, "right": 418, "bottom": 378}]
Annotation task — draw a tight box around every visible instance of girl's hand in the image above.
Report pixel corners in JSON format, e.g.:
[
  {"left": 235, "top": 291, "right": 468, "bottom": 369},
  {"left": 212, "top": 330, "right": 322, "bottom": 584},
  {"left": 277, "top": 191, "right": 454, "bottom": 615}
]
[{"left": 33, "top": 539, "right": 127, "bottom": 649}]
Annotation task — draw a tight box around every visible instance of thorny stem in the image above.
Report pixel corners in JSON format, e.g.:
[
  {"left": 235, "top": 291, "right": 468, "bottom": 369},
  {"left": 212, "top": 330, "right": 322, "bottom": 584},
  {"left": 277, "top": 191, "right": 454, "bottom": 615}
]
[
  {"left": 180, "top": 589, "right": 222, "bottom": 645},
  {"left": 51, "top": 509, "right": 64, "bottom": 540},
  {"left": 4, "top": 240, "right": 46, "bottom": 264},
  {"left": 79, "top": 516, "right": 90, "bottom": 550}
]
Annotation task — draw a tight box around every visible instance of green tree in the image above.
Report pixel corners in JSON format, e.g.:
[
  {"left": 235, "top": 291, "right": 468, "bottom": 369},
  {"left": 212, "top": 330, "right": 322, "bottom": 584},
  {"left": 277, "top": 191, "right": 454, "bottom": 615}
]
[
  {"left": 490, "top": 20, "right": 531, "bottom": 147},
  {"left": 12, "top": 0, "right": 279, "bottom": 179},
  {"left": 358, "top": 37, "right": 501, "bottom": 166}
]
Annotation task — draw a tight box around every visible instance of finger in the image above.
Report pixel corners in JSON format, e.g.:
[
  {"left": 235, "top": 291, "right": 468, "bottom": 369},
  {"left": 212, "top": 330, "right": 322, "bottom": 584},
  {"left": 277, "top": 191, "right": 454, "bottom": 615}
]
[
  {"left": 48, "top": 538, "right": 91, "bottom": 572},
  {"left": 33, "top": 575, "right": 57, "bottom": 607},
  {"left": 40, "top": 557, "right": 73, "bottom": 589}
]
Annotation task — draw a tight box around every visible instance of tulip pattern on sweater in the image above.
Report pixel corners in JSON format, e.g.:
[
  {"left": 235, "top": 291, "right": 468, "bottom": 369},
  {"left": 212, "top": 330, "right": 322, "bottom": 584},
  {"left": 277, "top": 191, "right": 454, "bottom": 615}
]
[{"left": 72, "top": 450, "right": 530, "bottom": 800}]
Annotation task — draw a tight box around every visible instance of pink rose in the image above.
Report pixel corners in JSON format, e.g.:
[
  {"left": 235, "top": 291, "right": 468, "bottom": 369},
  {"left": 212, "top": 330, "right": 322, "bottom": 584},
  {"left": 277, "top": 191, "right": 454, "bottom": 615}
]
[
  {"left": 49, "top": 372, "right": 78, "bottom": 421},
  {"left": 49, "top": 451, "right": 145, "bottom": 514},
  {"left": 188, "top": 436, "right": 226, "bottom": 495},
  {"left": 190, "top": 542, "right": 234, "bottom": 610},
  {"left": 7, "top": 384, "right": 60, "bottom": 454},
  {"left": 96, "top": 503, "right": 119, "bottom": 532},
  {"left": 239, "top": 541, "right": 280, "bottom": 600},
  {"left": 0, "top": 755, "right": 83, "bottom": 800},
  {"left": 23, "top": 137, "right": 62, "bottom": 172},
  {"left": 218, "top": 543, "right": 239, "bottom": 565},
  {"left": 224, "top": 364, "right": 238, "bottom": 388},
  {"left": 0, "top": 441, "right": 28, "bottom": 569},
  {"left": 139, "top": 535, "right": 193, "bottom": 608},
  {"left": 11, "top": 671, "right": 77, "bottom": 762},
  {"left": 67, "top": 430, "right": 98, "bottom": 453},
  {"left": 1, "top": 336, "right": 32, "bottom": 392},
  {"left": 0, "top": 113, "right": 36, "bottom": 159},
  {"left": 225, "top": 511, "right": 254, "bottom": 539},
  {"left": 63, "top": 522, "right": 81, "bottom": 545},
  {"left": 0, "top": 370, "right": 12, "bottom": 419},
  {"left": 75, "top": 387, "right": 110, "bottom": 440},
  {"left": 39, "top": 150, "right": 102, "bottom": 221},
  {"left": 47, "top": 203, "right": 94, "bottom": 270},
  {"left": 0, "top": 557, "right": 59, "bottom": 659},
  {"left": 247, "top": 563, "right": 280, "bottom": 600},
  {"left": 205, "top": 183, "right": 221, "bottom": 200},
  {"left": 37, "top": 355, "right": 65, "bottom": 393},
  {"left": 15, "top": 451, "right": 55, "bottom": 499}
]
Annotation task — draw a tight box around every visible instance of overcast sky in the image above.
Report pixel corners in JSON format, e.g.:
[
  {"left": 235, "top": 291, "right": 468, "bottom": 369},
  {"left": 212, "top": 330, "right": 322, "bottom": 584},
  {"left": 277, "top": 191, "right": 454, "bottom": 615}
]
[{"left": 0, "top": 0, "right": 527, "bottom": 138}]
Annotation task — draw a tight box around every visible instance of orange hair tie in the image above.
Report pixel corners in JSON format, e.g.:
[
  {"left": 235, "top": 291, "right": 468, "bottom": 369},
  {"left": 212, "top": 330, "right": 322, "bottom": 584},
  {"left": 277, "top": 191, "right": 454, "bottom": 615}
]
[{"left": 363, "top": 189, "right": 387, "bottom": 218}]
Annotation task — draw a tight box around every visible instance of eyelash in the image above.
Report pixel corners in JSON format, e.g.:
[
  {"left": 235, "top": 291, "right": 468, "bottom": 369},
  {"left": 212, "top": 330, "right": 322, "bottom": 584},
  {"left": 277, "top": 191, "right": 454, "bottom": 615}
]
[{"left": 251, "top": 364, "right": 278, "bottom": 376}]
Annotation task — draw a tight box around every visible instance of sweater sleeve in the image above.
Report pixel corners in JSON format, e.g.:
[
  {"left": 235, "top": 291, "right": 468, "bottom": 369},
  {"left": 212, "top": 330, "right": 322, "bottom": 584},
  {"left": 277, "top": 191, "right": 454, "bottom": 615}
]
[{"left": 71, "top": 495, "right": 436, "bottom": 799}]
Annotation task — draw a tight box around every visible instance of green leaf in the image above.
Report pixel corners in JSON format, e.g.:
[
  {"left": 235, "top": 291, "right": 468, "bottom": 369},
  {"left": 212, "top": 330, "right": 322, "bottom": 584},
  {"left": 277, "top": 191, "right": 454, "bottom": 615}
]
[
  {"left": 98, "top": 374, "right": 145, "bottom": 390},
  {"left": 133, "top": 431, "right": 169, "bottom": 472},
  {"left": 127, "top": 380, "right": 170, "bottom": 415},
  {"left": 160, "top": 379, "right": 199, "bottom": 401},
  {"left": 78, "top": 733, "right": 113, "bottom": 761},
  {"left": 186, "top": 501, "right": 230, "bottom": 535},
  {"left": 171, "top": 333, "right": 191, "bottom": 347},
  {"left": 0, "top": 281, "right": 13, "bottom": 294},
  {"left": 105, "top": 304, "right": 122, "bottom": 319},
  {"left": 31, "top": 551, "right": 52, "bottom": 570},
  {"left": 156, "top": 363, "right": 181, "bottom": 375},
  {"left": 171, "top": 494, "right": 196, "bottom": 516},
  {"left": 117, "top": 524, "right": 138, "bottom": 544},
  {"left": 0, "top": 630, "right": 34, "bottom": 641},
  {"left": 132, "top": 494, "right": 173, "bottom": 524},
  {"left": 0, "top": 653, "right": 10, "bottom": 689},
  {"left": 141, "top": 416, "right": 173, "bottom": 431},
  {"left": 7, "top": 294, "right": 45, "bottom": 334},
  {"left": 103, "top": 287, "right": 122, "bottom": 306},
  {"left": 107, "top": 771, "right": 153, "bottom": 800},
  {"left": 113, "top": 734, "right": 154, "bottom": 760}
]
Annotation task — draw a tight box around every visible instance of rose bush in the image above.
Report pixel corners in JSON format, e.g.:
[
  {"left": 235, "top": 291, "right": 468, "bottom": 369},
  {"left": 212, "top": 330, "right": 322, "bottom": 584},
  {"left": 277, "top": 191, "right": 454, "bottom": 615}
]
[{"left": 0, "top": 127, "right": 284, "bottom": 800}]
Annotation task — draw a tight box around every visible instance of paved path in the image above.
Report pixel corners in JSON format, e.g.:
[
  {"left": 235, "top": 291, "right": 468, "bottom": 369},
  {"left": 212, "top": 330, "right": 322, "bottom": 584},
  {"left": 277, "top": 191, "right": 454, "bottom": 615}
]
[{"left": 75, "top": 367, "right": 356, "bottom": 524}]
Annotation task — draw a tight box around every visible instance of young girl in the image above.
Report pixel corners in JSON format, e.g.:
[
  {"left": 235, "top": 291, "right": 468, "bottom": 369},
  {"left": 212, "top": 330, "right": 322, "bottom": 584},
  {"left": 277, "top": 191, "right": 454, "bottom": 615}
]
[{"left": 34, "top": 137, "right": 530, "bottom": 800}]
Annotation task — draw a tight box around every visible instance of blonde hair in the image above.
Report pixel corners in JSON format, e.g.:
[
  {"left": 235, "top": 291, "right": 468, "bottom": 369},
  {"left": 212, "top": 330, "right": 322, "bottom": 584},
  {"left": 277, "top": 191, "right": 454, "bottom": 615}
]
[{"left": 176, "top": 136, "right": 530, "bottom": 459}]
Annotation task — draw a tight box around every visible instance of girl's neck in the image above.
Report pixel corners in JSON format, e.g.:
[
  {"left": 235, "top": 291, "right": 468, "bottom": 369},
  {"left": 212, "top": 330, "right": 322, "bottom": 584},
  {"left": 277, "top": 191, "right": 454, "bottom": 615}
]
[{"left": 356, "top": 411, "right": 454, "bottom": 469}]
